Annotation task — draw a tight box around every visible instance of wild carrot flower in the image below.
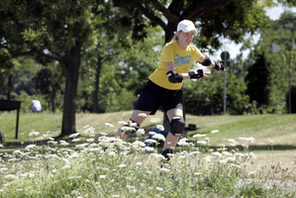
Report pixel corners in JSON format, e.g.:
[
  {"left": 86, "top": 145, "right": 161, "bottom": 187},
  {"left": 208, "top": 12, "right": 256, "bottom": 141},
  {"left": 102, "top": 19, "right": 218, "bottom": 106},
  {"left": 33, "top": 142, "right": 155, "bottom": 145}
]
[
  {"left": 156, "top": 124, "right": 165, "bottom": 131},
  {"left": 192, "top": 133, "right": 206, "bottom": 138},
  {"left": 152, "top": 134, "right": 165, "bottom": 142},
  {"left": 104, "top": 122, "right": 114, "bottom": 127},
  {"left": 138, "top": 113, "right": 147, "bottom": 118},
  {"left": 28, "top": 130, "right": 40, "bottom": 137},
  {"left": 69, "top": 133, "right": 80, "bottom": 138},
  {"left": 210, "top": 129, "right": 219, "bottom": 134},
  {"left": 136, "top": 128, "right": 145, "bottom": 136}
]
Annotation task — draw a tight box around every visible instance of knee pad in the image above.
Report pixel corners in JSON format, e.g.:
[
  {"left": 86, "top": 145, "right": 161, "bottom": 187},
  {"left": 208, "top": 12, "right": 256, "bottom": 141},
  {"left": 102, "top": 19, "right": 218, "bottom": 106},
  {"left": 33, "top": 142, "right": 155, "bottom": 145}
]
[{"left": 170, "top": 117, "right": 185, "bottom": 137}]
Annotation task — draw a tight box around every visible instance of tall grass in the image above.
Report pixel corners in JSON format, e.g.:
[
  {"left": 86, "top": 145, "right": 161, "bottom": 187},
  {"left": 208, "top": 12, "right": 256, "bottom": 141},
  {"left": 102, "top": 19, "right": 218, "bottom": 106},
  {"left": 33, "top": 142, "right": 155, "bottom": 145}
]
[{"left": 0, "top": 124, "right": 295, "bottom": 197}]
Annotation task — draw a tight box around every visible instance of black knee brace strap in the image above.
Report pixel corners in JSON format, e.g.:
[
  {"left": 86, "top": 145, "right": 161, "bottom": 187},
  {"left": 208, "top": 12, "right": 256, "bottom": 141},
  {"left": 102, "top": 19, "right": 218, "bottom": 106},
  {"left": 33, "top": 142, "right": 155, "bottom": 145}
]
[{"left": 170, "top": 117, "right": 185, "bottom": 137}]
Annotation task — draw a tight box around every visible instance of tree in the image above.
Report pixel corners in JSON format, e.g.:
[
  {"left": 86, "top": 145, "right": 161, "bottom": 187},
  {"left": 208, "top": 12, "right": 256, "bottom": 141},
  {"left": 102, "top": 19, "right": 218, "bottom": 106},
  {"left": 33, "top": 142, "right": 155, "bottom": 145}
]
[
  {"left": 113, "top": 0, "right": 269, "bottom": 47},
  {"left": 0, "top": 0, "right": 113, "bottom": 136},
  {"left": 252, "top": 11, "right": 296, "bottom": 113},
  {"left": 34, "top": 64, "right": 64, "bottom": 113},
  {"left": 245, "top": 53, "right": 270, "bottom": 107}
]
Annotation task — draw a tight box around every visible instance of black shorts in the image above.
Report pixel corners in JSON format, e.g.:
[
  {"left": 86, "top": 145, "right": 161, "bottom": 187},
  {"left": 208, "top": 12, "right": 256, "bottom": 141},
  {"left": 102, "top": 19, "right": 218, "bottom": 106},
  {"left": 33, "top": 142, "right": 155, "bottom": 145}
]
[{"left": 135, "top": 80, "right": 183, "bottom": 115}]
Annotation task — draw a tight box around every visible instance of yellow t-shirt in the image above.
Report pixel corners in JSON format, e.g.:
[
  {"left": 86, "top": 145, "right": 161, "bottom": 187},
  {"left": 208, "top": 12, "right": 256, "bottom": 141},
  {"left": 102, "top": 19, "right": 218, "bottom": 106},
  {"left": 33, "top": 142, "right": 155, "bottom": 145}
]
[{"left": 148, "top": 41, "right": 203, "bottom": 90}]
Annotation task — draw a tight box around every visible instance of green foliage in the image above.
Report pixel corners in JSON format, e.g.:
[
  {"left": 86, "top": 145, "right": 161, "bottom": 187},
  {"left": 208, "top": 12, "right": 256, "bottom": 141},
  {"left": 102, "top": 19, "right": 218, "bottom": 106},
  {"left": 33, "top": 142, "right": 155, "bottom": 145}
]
[
  {"left": 183, "top": 72, "right": 249, "bottom": 115},
  {"left": 248, "top": 11, "right": 296, "bottom": 113},
  {"left": 245, "top": 53, "right": 270, "bottom": 107}
]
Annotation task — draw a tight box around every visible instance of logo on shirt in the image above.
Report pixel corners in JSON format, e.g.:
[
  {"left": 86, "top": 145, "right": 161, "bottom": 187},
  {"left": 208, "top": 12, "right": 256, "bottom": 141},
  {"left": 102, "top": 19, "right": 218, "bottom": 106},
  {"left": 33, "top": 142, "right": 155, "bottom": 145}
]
[{"left": 175, "top": 54, "right": 191, "bottom": 66}]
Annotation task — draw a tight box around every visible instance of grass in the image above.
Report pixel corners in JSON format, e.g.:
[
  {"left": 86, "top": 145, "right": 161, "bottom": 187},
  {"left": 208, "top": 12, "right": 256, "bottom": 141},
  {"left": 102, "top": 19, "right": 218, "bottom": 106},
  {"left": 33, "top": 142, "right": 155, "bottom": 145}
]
[
  {"left": 1, "top": 111, "right": 296, "bottom": 146},
  {"left": 0, "top": 111, "right": 295, "bottom": 197}
]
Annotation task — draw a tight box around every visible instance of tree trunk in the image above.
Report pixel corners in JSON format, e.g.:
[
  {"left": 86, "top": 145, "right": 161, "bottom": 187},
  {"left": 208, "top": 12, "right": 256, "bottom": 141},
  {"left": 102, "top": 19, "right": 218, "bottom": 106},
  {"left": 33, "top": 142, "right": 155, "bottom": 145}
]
[
  {"left": 59, "top": 41, "right": 81, "bottom": 137},
  {"left": 92, "top": 56, "right": 102, "bottom": 113},
  {"left": 51, "top": 91, "right": 56, "bottom": 113},
  {"left": 7, "top": 75, "right": 12, "bottom": 100}
]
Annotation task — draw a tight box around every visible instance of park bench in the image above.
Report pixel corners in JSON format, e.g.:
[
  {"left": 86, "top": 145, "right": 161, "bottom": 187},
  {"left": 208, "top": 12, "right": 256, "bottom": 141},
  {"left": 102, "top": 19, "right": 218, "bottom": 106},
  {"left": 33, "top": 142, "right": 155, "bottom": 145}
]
[{"left": 0, "top": 99, "right": 21, "bottom": 140}]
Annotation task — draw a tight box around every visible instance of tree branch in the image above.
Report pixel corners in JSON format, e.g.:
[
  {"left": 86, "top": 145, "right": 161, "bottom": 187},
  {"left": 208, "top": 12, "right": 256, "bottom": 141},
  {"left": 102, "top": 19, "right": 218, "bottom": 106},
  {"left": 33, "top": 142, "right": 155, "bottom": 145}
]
[
  {"left": 113, "top": 0, "right": 166, "bottom": 29},
  {"left": 168, "top": 0, "right": 184, "bottom": 16},
  {"left": 3, "top": 45, "right": 61, "bottom": 60},
  {"left": 150, "top": 0, "right": 178, "bottom": 22},
  {"left": 182, "top": 0, "right": 233, "bottom": 20}
]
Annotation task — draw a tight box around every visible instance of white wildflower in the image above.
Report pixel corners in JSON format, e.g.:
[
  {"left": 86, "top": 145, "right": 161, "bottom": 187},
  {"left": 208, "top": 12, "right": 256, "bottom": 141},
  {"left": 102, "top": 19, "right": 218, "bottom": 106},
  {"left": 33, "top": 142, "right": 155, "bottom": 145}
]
[
  {"left": 145, "top": 146, "right": 155, "bottom": 152},
  {"left": 75, "top": 143, "right": 88, "bottom": 148},
  {"left": 4, "top": 174, "right": 17, "bottom": 180},
  {"left": 148, "top": 131, "right": 157, "bottom": 136},
  {"left": 210, "top": 129, "right": 219, "bottom": 134},
  {"left": 156, "top": 124, "right": 165, "bottom": 131},
  {"left": 227, "top": 138, "right": 236, "bottom": 143},
  {"left": 238, "top": 137, "right": 255, "bottom": 142},
  {"left": 222, "top": 151, "right": 233, "bottom": 157},
  {"left": 28, "top": 130, "right": 40, "bottom": 137},
  {"left": 61, "top": 158, "right": 70, "bottom": 170},
  {"left": 136, "top": 128, "right": 145, "bottom": 136},
  {"left": 86, "top": 138, "right": 95, "bottom": 143},
  {"left": 156, "top": 187, "right": 164, "bottom": 192},
  {"left": 25, "top": 144, "right": 36, "bottom": 150},
  {"left": 152, "top": 133, "right": 166, "bottom": 142},
  {"left": 204, "top": 155, "right": 212, "bottom": 162},
  {"left": 99, "top": 175, "right": 107, "bottom": 179},
  {"left": 48, "top": 140, "right": 58, "bottom": 144},
  {"left": 69, "top": 133, "right": 80, "bottom": 138},
  {"left": 104, "top": 122, "right": 114, "bottom": 127},
  {"left": 136, "top": 162, "right": 143, "bottom": 166},
  {"left": 13, "top": 150, "right": 23, "bottom": 155},
  {"left": 138, "top": 113, "right": 147, "bottom": 118},
  {"left": 108, "top": 151, "right": 116, "bottom": 157},
  {"left": 99, "top": 132, "right": 108, "bottom": 136},
  {"left": 118, "top": 164, "right": 126, "bottom": 168},
  {"left": 121, "top": 126, "right": 136, "bottom": 133},
  {"left": 59, "top": 140, "right": 69, "bottom": 146},
  {"left": 160, "top": 167, "right": 171, "bottom": 173},
  {"left": 194, "top": 172, "right": 202, "bottom": 176},
  {"left": 151, "top": 153, "right": 166, "bottom": 160},
  {"left": 132, "top": 141, "right": 145, "bottom": 148},
  {"left": 196, "top": 140, "right": 207, "bottom": 145},
  {"left": 212, "top": 152, "right": 223, "bottom": 158},
  {"left": 118, "top": 121, "right": 128, "bottom": 125},
  {"left": 177, "top": 138, "right": 189, "bottom": 146},
  {"left": 144, "top": 139, "right": 157, "bottom": 145},
  {"left": 72, "top": 138, "right": 81, "bottom": 142},
  {"left": 192, "top": 133, "right": 206, "bottom": 138}
]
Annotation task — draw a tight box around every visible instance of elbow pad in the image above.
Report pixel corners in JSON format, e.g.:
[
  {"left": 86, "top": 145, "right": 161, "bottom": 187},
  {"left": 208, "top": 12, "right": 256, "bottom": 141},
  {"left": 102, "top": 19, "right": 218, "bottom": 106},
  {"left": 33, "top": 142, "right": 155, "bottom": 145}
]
[
  {"left": 166, "top": 71, "right": 183, "bottom": 83},
  {"left": 200, "top": 55, "right": 212, "bottom": 66}
]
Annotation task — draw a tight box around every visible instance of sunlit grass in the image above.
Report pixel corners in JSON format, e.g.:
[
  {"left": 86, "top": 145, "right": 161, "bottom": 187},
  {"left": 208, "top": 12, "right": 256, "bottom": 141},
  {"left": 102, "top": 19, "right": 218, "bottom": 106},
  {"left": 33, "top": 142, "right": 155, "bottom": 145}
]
[
  {"left": 0, "top": 111, "right": 296, "bottom": 197},
  {"left": 0, "top": 119, "right": 295, "bottom": 197}
]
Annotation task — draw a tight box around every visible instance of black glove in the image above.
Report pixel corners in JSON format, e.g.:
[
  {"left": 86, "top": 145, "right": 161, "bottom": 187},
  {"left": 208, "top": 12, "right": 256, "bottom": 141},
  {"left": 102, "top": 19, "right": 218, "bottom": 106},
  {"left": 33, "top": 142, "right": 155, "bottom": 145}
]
[
  {"left": 166, "top": 71, "right": 183, "bottom": 83},
  {"left": 214, "top": 62, "right": 225, "bottom": 71},
  {"left": 188, "top": 69, "right": 203, "bottom": 79}
]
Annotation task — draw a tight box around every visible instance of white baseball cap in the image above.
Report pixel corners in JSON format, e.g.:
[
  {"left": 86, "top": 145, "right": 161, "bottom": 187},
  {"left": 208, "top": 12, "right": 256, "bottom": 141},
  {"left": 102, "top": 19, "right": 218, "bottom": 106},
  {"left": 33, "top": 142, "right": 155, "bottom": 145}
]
[{"left": 177, "top": 20, "right": 197, "bottom": 33}]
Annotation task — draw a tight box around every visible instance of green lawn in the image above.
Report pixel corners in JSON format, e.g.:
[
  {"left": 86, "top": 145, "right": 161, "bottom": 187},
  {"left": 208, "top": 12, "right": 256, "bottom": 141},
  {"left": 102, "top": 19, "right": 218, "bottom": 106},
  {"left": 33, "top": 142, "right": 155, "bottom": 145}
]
[
  {"left": 1, "top": 111, "right": 296, "bottom": 147},
  {"left": 0, "top": 111, "right": 296, "bottom": 197}
]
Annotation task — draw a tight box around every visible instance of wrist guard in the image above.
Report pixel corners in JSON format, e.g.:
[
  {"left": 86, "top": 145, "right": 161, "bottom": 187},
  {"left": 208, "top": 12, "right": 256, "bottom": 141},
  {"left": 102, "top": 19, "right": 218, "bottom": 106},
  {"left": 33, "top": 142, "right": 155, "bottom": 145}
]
[
  {"left": 188, "top": 69, "right": 203, "bottom": 79},
  {"left": 166, "top": 71, "right": 183, "bottom": 83},
  {"left": 214, "top": 62, "right": 225, "bottom": 71}
]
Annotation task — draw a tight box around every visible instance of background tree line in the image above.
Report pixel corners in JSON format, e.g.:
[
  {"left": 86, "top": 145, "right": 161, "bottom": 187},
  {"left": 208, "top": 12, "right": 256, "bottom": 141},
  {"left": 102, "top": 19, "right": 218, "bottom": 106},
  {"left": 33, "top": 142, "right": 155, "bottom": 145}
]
[{"left": 0, "top": 0, "right": 295, "bottom": 137}]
